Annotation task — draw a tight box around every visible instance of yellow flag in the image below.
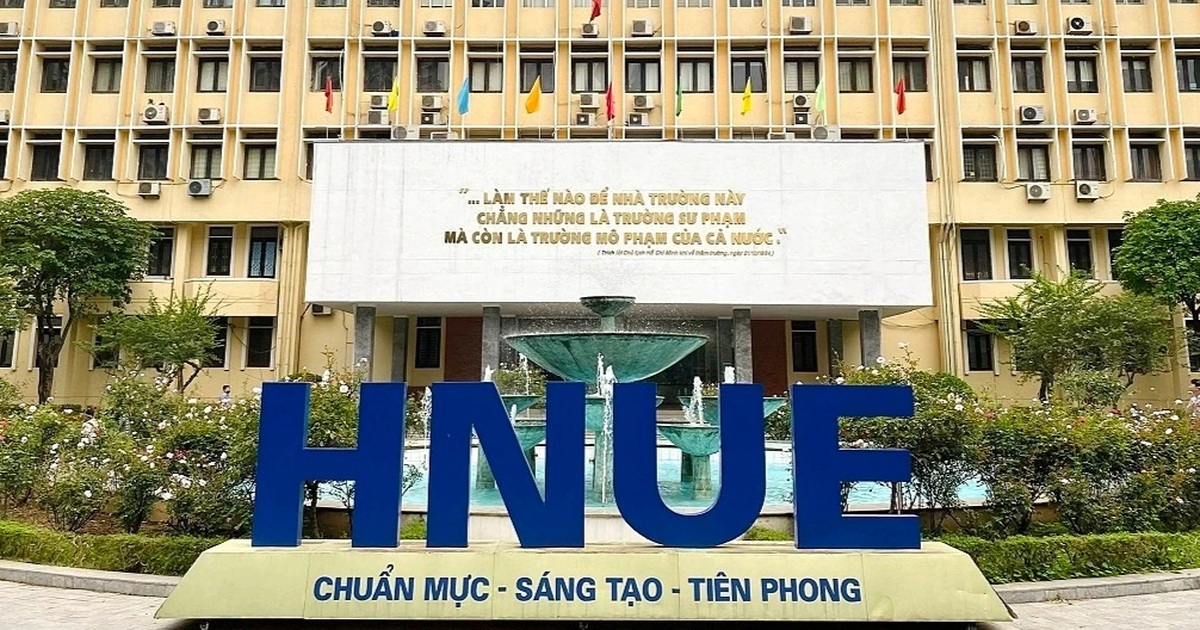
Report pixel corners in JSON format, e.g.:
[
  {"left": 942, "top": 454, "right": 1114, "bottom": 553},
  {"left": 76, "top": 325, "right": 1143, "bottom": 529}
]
[
  {"left": 386, "top": 76, "right": 400, "bottom": 112},
  {"left": 739, "top": 80, "right": 752, "bottom": 116},
  {"left": 525, "top": 76, "right": 542, "bottom": 114}
]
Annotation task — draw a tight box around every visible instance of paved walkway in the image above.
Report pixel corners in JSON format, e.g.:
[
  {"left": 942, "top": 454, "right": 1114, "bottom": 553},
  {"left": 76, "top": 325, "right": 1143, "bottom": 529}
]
[{"left": 1, "top": 580, "right": 1197, "bottom": 629}]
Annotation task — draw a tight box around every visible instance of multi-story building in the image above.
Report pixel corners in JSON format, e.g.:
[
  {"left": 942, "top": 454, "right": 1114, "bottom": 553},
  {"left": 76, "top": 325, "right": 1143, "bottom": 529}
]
[{"left": 0, "top": 0, "right": 1198, "bottom": 403}]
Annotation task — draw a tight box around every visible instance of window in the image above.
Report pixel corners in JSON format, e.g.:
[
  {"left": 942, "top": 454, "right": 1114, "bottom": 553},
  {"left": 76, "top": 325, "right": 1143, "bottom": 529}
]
[
  {"left": 1107, "top": 228, "right": 1123, "bottom": 281},
  {"left": 202, "top": 317, "right": 229, "bottom": 368},
  {"left": 892, "top": 57, "right": 927, "bottom": 91},
  {"left": 244, "top": 145, "right": 276, "bottom": 180},
  {"left": 1066, "top": 229, "right": 1094, "bottom": 277},
  {"left": 954, "top": 0, "right": 984, "bottom": 3},
  {"left": 962, "top": 144, "right": 997, "bottom": 182},
  {"left": 472, "top": 0, "right": 503, "bottom": 5},
  {"left": 248, "top": 226, "right": 279, "bottom": 279},
  {"left": 36, "top": 317, "right": 62, "bottom": 369},
  {"left": 960, "top": 229, "right": 993, "bottom": 281},
  {"left": 521, "top": 58, "right": 554, "bottom": 92},
  {"left": 311, "top": 57, "right": 342, "bottom": 91},
  {"left": 147, "top": 227, "right": 174, "bottom": 277},
  {"left": 1121, "top": 56, "right": 1152, "bottom": 92},
  {"left": 92, "top": 58, "right": 121, "bottom": 93},
  {"left": 790, "top": 320, "right": 818, "bottom": 372},
  {"left": 206, "top": 227, "right": 234, "bottom": 276},
  {"left": 572, "top": 58, "right": 607, "bottom": 93},
  {"left": 1011, "top": 56, "right": 1044, "bottom": 92},
  {"left": 731, "top": 58, "right": 766, "bottom": 92},
  {"left": 0, "top": 329, "right": 13, "bottom": 369},
  {"left": 204, "top": 0, "right": 233, "bottom": 6},
  {"left": 1186, "top": 144, "right": 1200, "bottom": 180},
  {"left": 0, "top": 57, "right": 15, "bottom": 92},
  {"left": 41, "top": 57, "right": 70, "bottom": 93},
  {"left": 420, "top": 0, "right": 451, "bottom": 5},
  {"left": 782, "top": 0, "right": 814, "bottom": 5},
  {"left": 964, "top": 322, "right": 995, "bottom": 373},
  {"left": 837, "top": 58, "right": 872, "bottom": 93},
  {"left": 924, "top": 143, "right": 934, "bottom": 181},
  {"left": 836, "top": 0, "right": 869, "bottom": 4},
  {"left": 197, "top": 59, "right": 228, "bottom": 93},
  {"left": 100, "top": 0, "right": 129, "bottom": 5},
  {"left": 364, "top": 58, "right": 396, "bottom": 92},
  {"left": 1017, "top": 144, "right": 1050, "bottom": 181},
  {"left": 729, "top": 0, "right": 762, "bottom": 6},
  {"left": 1006, "top": 229, "right": 1033, "bottom": 280},
  {"left": 250, "top": 58, "right": 282, "bottom": 92},
  {"left": 414, "top": 317, "right": 442, "bottom": 369},
  {"left": 1073, "top": 143, "right": 1106, "bottom": 180},
  {"left": 678, "top": 58, "right": 713, "bottom": 93},
  {"left": 368, "top": 0, "right": 400, "bottom": 5},
  {"left": 246, "top": 317, "right": 275, "bottom": 368},
  {"left": 31, "top": 145, "right": 60, "bottom": 181},
  {"left": 784, "top": 58, "right": 819, "bottom": 93},
  {"left": 417, "top": 58, "right": 450, "bottom": 92},
  {"left": 1066, "top": 57, "right": 1098, "bottom": 92},
  {"left": 469, "top": 59, "right": 503, "bottom": 93},
  {"left": 1179, "top": 56, "right": 1200, "bottom": 92},
  {"left": 145, "top": 58, "right": 175, "bottom": 93},
  {"left": 190, "top": 145, "right": 222, "bottom": 179},
  {"left": 138, "top": 144, "right": 169, "bottom": 180},
  {"left": 890, "top": 0, "right": 921, "bottom": 4},
  {"left": 678, "top": 0, "right": 711, "bottom": 5},
  {"left": 153, "top": 0, "right": 180, "bottom": 5},
  {"left": 626, "top": 59, "right": 661, "bottom": 93},
  {"left": 315, "top": 0, "right": 347, "bottom": 5},
  {"left": 92, "top": 334, "right": 118, "bottom": 370},
  {"left": 957, "top": 57, "right": 991, "bottom": 92},
  {"left": 627, "top": 0, "right": 659, "bottom": 6},
  {"left": 49, "top": 0, "right": 75, "bottom": 5},
  {"left": 1130, "top": 144, "right": 1161, "bottom": 181},
  {"left": 83, "top": 145, "right": 114, "bottom": 180}
]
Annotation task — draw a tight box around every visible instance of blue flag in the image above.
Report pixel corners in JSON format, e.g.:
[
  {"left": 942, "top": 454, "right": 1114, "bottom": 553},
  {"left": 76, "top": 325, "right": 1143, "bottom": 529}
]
[{"left": 457, "top": 78, "right": 470, "bottom": 115}]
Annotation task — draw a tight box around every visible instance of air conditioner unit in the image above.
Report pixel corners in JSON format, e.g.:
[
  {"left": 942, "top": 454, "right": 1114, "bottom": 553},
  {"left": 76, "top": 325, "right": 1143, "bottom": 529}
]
[
  {"left": 137, "top": 182, "right": 161, "bottom": 198},
  {"left": 579, "top": 93, "right": 600, "bottom": 109},
  {"left": 581, "top": 22, "right": 599, "bottom": 38},
  {"left": 423, "top": 20, "right": 446, "bottom": 36},
  {"left": 312, "top": 304, "right": 332, "bottom": 316},
  {"left": 142, "top": 104, "right": 169, "bottom": 125},
  {"left": 429, "top": 130, "right": 458, "bottom": 140},
  {"left": 1075, "top": 180, "right": 1100, "bottom": 200},
  {"left": 1025, "top": 182, "right": 1050, "bottom": 202},
  {"left": 792, "top": 111, "right": 810, "bottom": 126},
  {"left": 1014, "top": 20, "right": 1037, "bottom": 36},
  {"left": 792, "top": 94, "right": 810, "bottom": 109},
  {"left": 187, "top": 179, "right": 212, "bottom": 198},
  {"left": 1073, "top": 108, "right": 1097, "bottom": 124},
  {"left": 198, "top": 107, "right": 222, "bottom": 124},
  {"left": 391, "top": 125, "right": 419, "bottom": 140},
  {"left": 631, "top": 19, "right": 654, "bottom": 37},
  {"left": 812, "top": 125, "right": 840, "bottom": 141},
  {"left": 1066, "top": 16, "right": 1092, "bottom": 35},
  {"left": 788, "top": 16, "right": 813, "bottom": 35},
  {"left": 627, "top": 113, "right": 648, "bottom": 126},
  {"left": 632, "top": 95, "right": 654, "bottom": 110},
  {"left": 421, "top": 95, "right": 445, "bottom": 110},
  {"left": 575, "top": 112, "right": 596, "bottom": 126},
  {"left": 150, "top": 21, "right": 176, "bottom": 36},
  {"left": 1018, "top": 105, "right": 1045, "bottom": 124},
  {"left": 0, "top": 23, "right": 19, "bottom": 37},
  {"left": 371, "top": 21, "right": 393, "bottom": 36},
  {"left": 366, "top": 110, "right": 390, "bottom": 126},
  {"left": 369, "top": 95, "right": 389, "bottom": 110},
  {"left": 205, "top": 20, "right": 226, "bottom": 36},
  {"left": 0, "top": 110, "right": 10, "bottom": 125},
  {"left": 768, "top": 132, "right": 796, "bottom": 140},
  {"left": 420, "top": 111, "right": 444, "bottom": 126}
]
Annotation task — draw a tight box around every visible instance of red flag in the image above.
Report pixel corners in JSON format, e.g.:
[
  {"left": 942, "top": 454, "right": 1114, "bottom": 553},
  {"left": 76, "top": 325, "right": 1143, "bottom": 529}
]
[
  {"left": 605, "top": 83, "right": 615, "bottom": 121},
  {"left": 894, "top": 76, "right": 906, "bottom": 115},
  {"left": 590, "top": 0, "right": 601, "bottom": 21},
  {"left": 324, "top": 74, "right": 334, "bottom": 113}
]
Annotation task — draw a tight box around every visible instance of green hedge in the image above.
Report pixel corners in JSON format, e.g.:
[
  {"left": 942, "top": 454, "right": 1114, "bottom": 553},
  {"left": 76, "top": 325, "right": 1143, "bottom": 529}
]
[{"left": 0, "top": 520, "right": 223, "bottom": 576}]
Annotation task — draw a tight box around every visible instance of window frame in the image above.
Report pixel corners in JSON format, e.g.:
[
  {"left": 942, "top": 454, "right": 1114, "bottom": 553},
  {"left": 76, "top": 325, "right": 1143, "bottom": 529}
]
[
  {"left": 789, "top": 320, "right": 819, "bottom": 373},
  {"left": 677, "top": 57, "right": 713, "bottom": 93},
  {"left": 249, "top": 57, "right": 282, "bottom": 92},
  {"left": 1005, "top": 228, "right": 1034, "bottom": 280},
  {"left": 147, "top": 226, "right": 175, "bottom": 278},
  {"left": 836, "top": 57, "right": 873, "bottom": 93},
  {"left": 205, "top": 226, "right": 235, "bottom": 277},
  {"left": 960, "top": 228, "right": 993, "bottom": 282},
  {"left": 625, "top": 57, "right": 662, "bottom": 93},
  {"left": 468, "top": 58, "right": 504, "bottom": 93},
  {"left": 416, "top": 56, "right": 451, "bottom": 92},
  {"left": 1066, "top": 228, "right": 1095, "bottom": 278},
  {"left": 414, "top": 316, "right": 443, "bottom": 369},
  {"left": 520, "top": 57, "right": 554, "bottom": 93},
  {"left": 730, "top": 57, "right": 767, "bottom": 93},
  {"left": 247, "top": 225, "right": 279, "bottom": 279}
]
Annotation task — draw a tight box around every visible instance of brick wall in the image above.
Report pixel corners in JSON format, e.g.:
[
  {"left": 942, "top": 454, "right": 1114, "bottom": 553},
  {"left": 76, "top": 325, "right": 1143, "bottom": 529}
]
[
  {"left": 751, "top": 320, "right": 789, "bottom": 396},
  {"left": 443, "top": 317, "right": 482, "bottom": 381}
]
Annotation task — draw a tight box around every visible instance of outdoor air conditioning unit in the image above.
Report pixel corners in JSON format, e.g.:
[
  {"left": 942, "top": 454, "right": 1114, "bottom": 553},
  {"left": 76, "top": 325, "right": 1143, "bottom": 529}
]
[
  {"left": 366, "top": 110, "right": 390, "bottom": 126},
  {"left": 142, "top": 103, "right": 169, "bottom": 124},
  {"left": 633, "top": 95, "right": 654, "bottom": 110},
  {"left": 792, "top": 111, "right": 810, "bottom": 126},
  {"left": 1075, "top": 180, "right": 1100, "bottom": 200},
  {"left": 792, "top": 94, "right": 810, "bottom": 109},
  {"left": 429, "top": 130, "right": 458, "bottom": 140},
  {"left": 768, "top": 132, "right": 796, "bottom": 140},
  {"left": 1066, "top": 16, "right": 1092, "bottom": 35},
  {"left": 581, "top": 22, "right": 599, "bottom": 38},
  {"left": 421, "top": 95, "right": 444, "bottom": 110},
  {"left": 151, "top": 21, "right": 176, "bottom": 36},
  {"left": 627, "top": 113, "right": 648, "bottom": 126},
  {"left": 205, "top": 20, "right": 226, "bottom": 36},
  {"left": 0, "top": 110, "right": 10, "bottom": 125},
  {"left": 788, "top": 17, "right": 813, "bottom": 35},
  {"left": 420, "top": 111, "right": 444, "bottom": 126},
  {"left": 0, "top": 23, "right": 19, "bottom": 37},
  {"left": 631, "top": 19, "right": 654, "bottom": 37},
  {"left": 371, "top": 21, "right": 393, "bottom": 36},
  {"left": 575, "top": 112, "right": 596, "bottom": 126},
  {"left": 198, "top": 107, "right": 222, "bottom": 124},
  {"left": 1025, "top": 182, "right": 1050, "bottom": 202},
  {"left": 1014, "top": 20, "right": 1037, "bottom": 36},
  {"left": 423, "top": 20, "right": 446, "bottom": 36},
  {"left": 137, "top": 182, "right": 161, "bottom": 198},
  {"left": 187, "top": 179, "right": 213, "bottom": 198},
  {"left": 312, "top": 304, "right": 332, "bottom": 316},
  {"left": 579, "top": 93, "right": 600, "bottom": 109},
  {"left": 391, "top": 125, "right": 419, "bottom": 140},
  {"left": 812, "top": 125, "right": 840, "bottom": 141},
  {"left": 1018, "top": 105, "right": 1045, "bottom": 124},
  {"left": 369, "top": 95, "right": 389, "bottom": 110},
  {"left": 1073, "top": 108, "right": 1097, "bottom": 124}
]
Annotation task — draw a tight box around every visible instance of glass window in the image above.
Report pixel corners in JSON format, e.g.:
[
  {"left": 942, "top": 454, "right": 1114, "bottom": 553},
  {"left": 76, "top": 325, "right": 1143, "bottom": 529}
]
[
  {"left": 731, "top": 58, "right": 766, "bottom": 92},
  {"left": 962, "top": 144, "right": 997, "bottom": 181},
  {"left": 469, "top": 59, "right": 503, "bottom": 93},
  {"left": 627, "top": 0, "right": 659, "bottom": 6},
  {"left": 0, "top": 57, "right": 15, "bottom": 93},
  {"left": 152, "top": 0, "right": 180, "bottom": 5},
  {"left": 1130, "top": 144, "right": 1161, "bottom": 181},
  {"left": 197, "top": 58, "right": 228, "bottom": 93},
  {"left": 472, "top": 0, "right": 503, "bottom": 5},
  {"left": 41, "top": 58, "right": 70, "bottom": 93},
  {"left": 311, "top": 57, "right": 342, "bottom": 91},
  {"left": 248, "top": 226, "right": 279, "bottom": 279},
  {"left": 415, "top": 317, "right": 442, "bottom": 369},
  {"left": 892, "top": 57, "right": 927, "bottom": 91},
  {"left": 36, "top": 317, "right": 62, "bottom": 368},
  {"left": 678, "top": 59, "right": 713, "bottom": 93},
  {"left": 626, "top": 59, "right": 661, "bottom": 93},
  {"left": 246, "top": 317, "right": 275, "bottom": 368},
  {"left": 244, "top": 145, "right": 276, "bottom": 180},
  {"left": 1066, "top": 229, "right": 1094, "bottom": 277},
  {"left": 368, "top": 0, "right": 400, "bottom": 6},
  {"left": 191, "top": 145, "right": 222, "bottom": 179},
  {"left": 1178, "top": 56, "right": 1200, "bottom": 92},
  {"left": 147, "top": 227, "right": 174, "bottom": 277},
  {"left": 729, "top": 0, "right": 762, "bottom": 6},
  {"left": 1012, "top": 56, "right": 1044, "bottom": 92},
  {"left": 964, "top": 321, "right": 994, "bottom": 372},
  {"left": 957, "top": 56, "right": 991, "bottom": 92},
  {"left": 678, "top": 0, "right": 711, "bottom": 5},
  {"left": 206, "top": 226, "right": 234, "bottom": 276},
  {"left": 1121, "top": 56, "right": 1152, "bottom": 92},
  {"left": 31, "top": 145, "right": 60, "bottom": 181},
  {"left": 521, "top": 58, "right": 554, "bottom": 92},
  {"left": 1066, "top": 57, "right": 1098, "bottom": 92},
  {"left": 364, "top": 57, "right": 396, "bottom": 92},
  {"left": 202, "top": 317, "right": 229, "bottom": 368},
  {"left": 572, "top": 58, "right": 608, "bottom": 93},
  {"left": 837, "top": 58, "right": 872, "bottom": 92},
  {"left": 91, "top": 333, "right": 117, "bottom": 369},
  {"left": 1017, "top": 144, "right": 1050, "bottom": 181},
  {"left": 92, "top": 58, "right": 121, "bottom": 94},
  {"left": 960, "top": 228, "right": 992, "bottom": 281},
  {"left": 83, "top": 145, "right": 114, "bottom": 181},
  {"left": 417, "top": 58, "right": 450, "bottom": 92},
  {"left": 249, "top": 58, "right": 282, "bottom": 92},
  {"left": 1073, "top": 144, "right": 1106, "bottom": 180},
  {"left": 0, "top": 328, "right": 14, "bottom": 369},
  {"left": 145, "top": 58, "right": 176, "bottom": 93},
  {"left": 1006, "top": 228, "right": 1033, "bottom": 279},
  {"left": 790, "top": 320, "right": 818, "bottom": 372},
  {"left": 784, "top": 58, "right": 819, "bottom": 93},
  {"left": 1107, "top": 228, "right": 1123, "bottom": 281},
  {"left": 1185, "top": 144, "right": 1200, "bottom": 180},
  {"left": 315, "top": 0, "right": 347, "bottom": 5},
  {"left": 137, "top": 144, "right": 169, "bottom": 180}
]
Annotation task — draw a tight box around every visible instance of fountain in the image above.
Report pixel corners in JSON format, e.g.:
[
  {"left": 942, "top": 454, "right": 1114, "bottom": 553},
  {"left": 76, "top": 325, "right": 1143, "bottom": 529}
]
[{"left": 474, "top": 362, "right": 547, "bottom": 490}]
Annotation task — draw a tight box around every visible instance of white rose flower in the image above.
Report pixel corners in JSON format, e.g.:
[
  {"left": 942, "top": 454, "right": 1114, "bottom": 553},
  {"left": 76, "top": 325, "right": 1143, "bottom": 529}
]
[
  {"left": 83, "top": 490, "right": 92, "bottom": 499},
  {"left": 339, "top": 384, "right": 350, "bottom": 394}
]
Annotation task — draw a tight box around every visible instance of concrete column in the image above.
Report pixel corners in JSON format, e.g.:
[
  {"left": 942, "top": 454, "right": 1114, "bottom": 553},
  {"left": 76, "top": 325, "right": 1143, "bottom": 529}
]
[
  {"left": 826, "top": 319, "right": 844, "bottom": 377},
  {"left": 732, "top": 309, "right": 753, "bottom": 383},
  {"left": 716, "top": 318, "right": 733, "bottom": 379},
  {"left": 481, "top": 306, "right": 501, "bottom": 378},
  {"left": 390, "top": 316, "right": 409, "bottom": 382},
  {"left": 354, "top": 306, "right": 376, "bottom": 379},
  {"left": 858, "top": 309, "right": 882, "bottom": 367}
]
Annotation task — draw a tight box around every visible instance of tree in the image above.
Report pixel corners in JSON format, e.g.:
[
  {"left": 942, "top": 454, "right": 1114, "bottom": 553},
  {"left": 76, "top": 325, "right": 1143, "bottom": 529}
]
[
  {"left": 0, "top": 189, "right": 154, "bottom": 402},
  {"left": 1113, "top": 196, "right": 1200, "bottom": 370},
  {"left": 0, "top": 269, "right": 27, "bottom": 334},
  {"left": 94, "top": 286, "right": 223, "bottom": 392}
]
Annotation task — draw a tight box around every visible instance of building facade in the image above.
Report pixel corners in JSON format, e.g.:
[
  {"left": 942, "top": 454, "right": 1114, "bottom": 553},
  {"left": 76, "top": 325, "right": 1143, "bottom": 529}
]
[{"left": 0, "top": 0, "right": 1198, "bottom": 402}]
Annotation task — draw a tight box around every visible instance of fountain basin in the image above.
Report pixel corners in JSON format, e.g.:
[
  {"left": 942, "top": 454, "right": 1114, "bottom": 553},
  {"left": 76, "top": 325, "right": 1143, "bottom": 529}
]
[
  {"left": 504, "top": 332, "right": 708, "bottom": 383},
  {"left": 585, "top": 395, "right": 664, "bottom": 432},
  {"left": 512, "top": 422, "right": 547, "bottom": 451},
  {"left": 656, "top": 424, "right": 720, "bottom": 457},
  {"left": 500, "top": 394, "right": 542, "bottom": 415},
  {"left": 678, "top": 395, "right": 788, "bottom": 425}
]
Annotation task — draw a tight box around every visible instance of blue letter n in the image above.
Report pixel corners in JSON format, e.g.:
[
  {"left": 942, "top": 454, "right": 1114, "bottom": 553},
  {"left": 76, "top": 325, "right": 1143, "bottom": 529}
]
[{"left": 251, "top": 381, "right": 407, "bottom": 548}]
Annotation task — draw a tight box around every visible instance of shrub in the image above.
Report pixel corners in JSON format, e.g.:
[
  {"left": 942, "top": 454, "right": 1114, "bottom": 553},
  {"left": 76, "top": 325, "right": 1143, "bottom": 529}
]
[
  {"left": 0, "top": 519, "right": 220, "bottom": 576},
  {"left": 491, "top": 362, "right": 547, "bottom": 397},
  {"left": 1059, "top": 371, "right": 1126, "bottom": 409},
  {"left": 0, "top": 406, "right": 72, "bottom": 511}
]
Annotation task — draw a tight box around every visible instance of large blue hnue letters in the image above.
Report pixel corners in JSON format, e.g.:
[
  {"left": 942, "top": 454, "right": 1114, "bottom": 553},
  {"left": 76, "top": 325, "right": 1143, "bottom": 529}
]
[{"left": 250, "top": 381, "right": 919, "bottom": 550}]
